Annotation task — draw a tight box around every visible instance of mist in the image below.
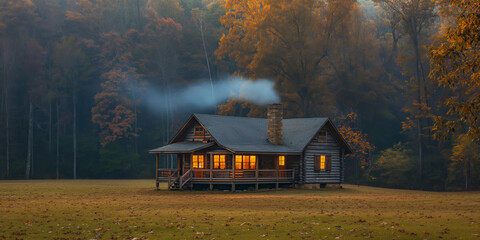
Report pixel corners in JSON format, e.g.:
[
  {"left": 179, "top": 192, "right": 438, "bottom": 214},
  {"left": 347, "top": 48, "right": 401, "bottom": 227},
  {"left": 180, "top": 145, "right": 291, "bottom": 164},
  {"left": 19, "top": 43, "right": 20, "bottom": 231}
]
[{"left": 143, "top": 77, "right": 280, "bottom": 113}]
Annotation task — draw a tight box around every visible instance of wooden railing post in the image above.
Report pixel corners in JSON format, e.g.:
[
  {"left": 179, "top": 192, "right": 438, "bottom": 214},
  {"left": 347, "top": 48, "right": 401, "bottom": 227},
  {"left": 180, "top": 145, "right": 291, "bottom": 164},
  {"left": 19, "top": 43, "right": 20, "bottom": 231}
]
[
  {"left": 292, "top": 170, "right": 295, "bottom": 189},
  {"left": 155, "top": 154, "right": 159, "bottom": 180},
  {"left": 255, "top": 156, "right": 259, "bottom": 181}
]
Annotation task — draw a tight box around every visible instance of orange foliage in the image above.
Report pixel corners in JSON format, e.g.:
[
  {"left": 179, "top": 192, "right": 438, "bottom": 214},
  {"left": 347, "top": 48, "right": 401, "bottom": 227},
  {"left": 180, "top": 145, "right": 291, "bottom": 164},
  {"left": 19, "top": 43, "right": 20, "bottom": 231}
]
[
  {"left": 92, "top": 68, "right": 136, "bottom": 147},
  {"left": 337, "top": 113, "right": 375, "bottom": 168}
]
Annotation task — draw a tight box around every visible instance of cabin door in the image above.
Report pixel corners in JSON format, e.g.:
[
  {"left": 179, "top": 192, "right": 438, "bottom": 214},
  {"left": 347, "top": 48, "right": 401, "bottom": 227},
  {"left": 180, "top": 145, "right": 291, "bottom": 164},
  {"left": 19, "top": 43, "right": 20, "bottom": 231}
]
[{"left": 192, "top": 154, "right": 205, "bottom": 178}]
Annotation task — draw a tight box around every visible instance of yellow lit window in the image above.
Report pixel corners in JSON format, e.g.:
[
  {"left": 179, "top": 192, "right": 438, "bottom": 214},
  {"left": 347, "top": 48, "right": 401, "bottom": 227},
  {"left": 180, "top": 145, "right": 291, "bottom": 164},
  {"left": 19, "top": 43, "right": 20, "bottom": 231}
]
[
  {"left": 250, "top": 156, "right": 256, "bottom": 169},
  {"left": 320, "top": 155, "right": 326, "bottom": 170},
  {"left": 192, "top": 155, "right": 204, "bottom": 169},
  {"left": 235, "top": 155, "right": 242, "bottom": 169},
  {"left": 278, "top": 156, "right": 285, "bottom": 167},
  {"left": 243, "top": 155, "right": 250, "bottom": 169},
  {"left": 214, "top": 155, "right": 226, "bottom": 169},
  {"left": 235, "top": 155, "right": 257, "bottom": 169}
]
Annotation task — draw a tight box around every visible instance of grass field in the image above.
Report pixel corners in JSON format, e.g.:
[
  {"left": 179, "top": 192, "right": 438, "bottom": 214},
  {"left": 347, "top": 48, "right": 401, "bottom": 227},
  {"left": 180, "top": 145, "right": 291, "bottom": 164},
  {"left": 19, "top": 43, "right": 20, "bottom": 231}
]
[{"left": 0, "top": 180, "right": 479, "bottom": 239}]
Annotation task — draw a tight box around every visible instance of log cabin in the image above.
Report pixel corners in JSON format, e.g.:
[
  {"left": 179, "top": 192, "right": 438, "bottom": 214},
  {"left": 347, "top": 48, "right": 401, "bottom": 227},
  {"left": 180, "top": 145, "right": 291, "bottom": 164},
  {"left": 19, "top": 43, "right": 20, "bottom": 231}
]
[{"left": 150, "top": 104, "right": 352, "bottom": 191}]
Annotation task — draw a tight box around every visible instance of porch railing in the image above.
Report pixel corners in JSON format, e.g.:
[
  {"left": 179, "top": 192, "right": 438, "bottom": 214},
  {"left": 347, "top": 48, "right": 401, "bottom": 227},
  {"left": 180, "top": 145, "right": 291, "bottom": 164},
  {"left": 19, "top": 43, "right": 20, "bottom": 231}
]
[
  {"left": 189, "top": 169, "right": 294, "bottom": 182},
  {"left": 157, "top": 168, "right": 294, "bottom": 183},
  {"left": 167, "top": 169, "right": 179, "bottom": 189}
]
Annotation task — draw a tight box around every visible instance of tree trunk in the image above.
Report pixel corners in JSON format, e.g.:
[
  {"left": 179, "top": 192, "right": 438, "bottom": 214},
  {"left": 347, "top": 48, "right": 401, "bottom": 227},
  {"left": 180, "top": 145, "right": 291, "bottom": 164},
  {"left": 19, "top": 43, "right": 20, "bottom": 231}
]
[
  {"left": 56, "top": 100, "right": 60, "bottom": 179},
  {"left": 413, "top": 36, "right": 424, "bottom": 181},
  {"left": 3, "top": 39, "right": 10, "bottom": 177},
  {"left": 49, "top": 101, "right": 52, "bottom": 154},
  {"left": 73, "top": 92, "right": 77, "bottom": 179},
  {"left": 26, "top": 102, "right": 33, "bottom": 179},
  {"left": 131, "top": 81, "right": 138, "bottom": 154},
  {"left": 199, "top": 19, "right": 215, "bottom": 113},
  {"left": 465, "top": 160, "right": 470, "bottom": 191}
]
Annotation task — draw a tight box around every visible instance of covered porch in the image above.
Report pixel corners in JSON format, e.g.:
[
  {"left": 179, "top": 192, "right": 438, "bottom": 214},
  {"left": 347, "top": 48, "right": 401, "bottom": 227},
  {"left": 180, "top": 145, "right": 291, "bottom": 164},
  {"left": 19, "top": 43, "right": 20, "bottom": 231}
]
[{"left": 151, "top": 142, "right": 296, "bottom": 191}]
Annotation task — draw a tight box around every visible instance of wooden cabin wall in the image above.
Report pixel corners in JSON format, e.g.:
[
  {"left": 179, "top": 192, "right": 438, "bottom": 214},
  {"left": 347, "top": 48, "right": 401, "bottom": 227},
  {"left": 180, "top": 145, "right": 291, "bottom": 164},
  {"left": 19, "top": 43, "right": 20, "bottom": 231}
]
[
  {"left": 285, "top": 155, "right": 301, "bottom": 182},
  {"left": 180, "top": 123, "right": 214, "bottom": 142},
  {"left": 259, "top": 155, "right": 275, "bottom": 169},
  {"left": 302, "top": 125, "right": 342, "bottom": 184}
]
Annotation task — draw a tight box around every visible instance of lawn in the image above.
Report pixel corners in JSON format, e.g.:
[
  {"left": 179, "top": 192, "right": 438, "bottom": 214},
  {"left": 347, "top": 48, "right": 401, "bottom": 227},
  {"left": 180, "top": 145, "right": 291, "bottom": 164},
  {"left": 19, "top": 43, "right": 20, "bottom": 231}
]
[{"left": 0, "top": 180, "right": 479, "bottom": 239}]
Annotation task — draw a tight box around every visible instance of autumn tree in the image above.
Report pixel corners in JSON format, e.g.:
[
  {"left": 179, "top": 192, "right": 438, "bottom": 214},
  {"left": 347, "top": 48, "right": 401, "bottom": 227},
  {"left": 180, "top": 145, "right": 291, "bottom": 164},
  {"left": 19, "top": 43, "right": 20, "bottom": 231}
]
[
  {"left": 336, "top": 113, "right": 375, "bottom": 183},
  {"left": 430, "top": 0, "right": 480, "bottom": 142},
  {"left": 92, "top": 68, "right": 137, "bottom": 147},
  {"left": 375, "top": 0, "right": 437, "bottom": 179},
  {"left": 217, "top": 0, "right": 353, "bottom": 117},
  {"left": 92, "top": 30, "right": 139, "bottom": 147},
  {"left": 139, "top": 7, "right": 183, "bottom": 147}
]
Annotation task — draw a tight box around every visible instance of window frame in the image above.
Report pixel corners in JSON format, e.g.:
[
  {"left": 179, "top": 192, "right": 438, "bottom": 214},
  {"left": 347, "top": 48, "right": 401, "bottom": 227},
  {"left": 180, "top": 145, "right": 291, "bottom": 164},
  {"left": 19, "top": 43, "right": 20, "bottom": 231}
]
[
  {"left": 314, "top": 155, "right": 332, "bottom": 172},
  {"left": 192, "top": 154, "right": 205, "bottom": 169},
  {"left": 235, "top": 155, "right": 257, "bottom": 170},
  {"left": 278, "top": 155, "right": 285, "bottom": 167},
  {"left": 213, "top": 154, "right": 226, "bottom": 169},
  {"left": 317, "top": 130, "right": 327, "bottom": 143},
  {"left": 194, "top": 126, "right": 205, "bottom": 138}
]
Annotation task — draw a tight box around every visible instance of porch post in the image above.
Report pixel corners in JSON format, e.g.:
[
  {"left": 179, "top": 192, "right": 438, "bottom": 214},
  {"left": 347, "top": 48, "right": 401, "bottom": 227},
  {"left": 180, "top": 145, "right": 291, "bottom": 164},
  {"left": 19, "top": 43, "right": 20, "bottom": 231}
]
[
  {"left": 182, "top": 154, "right": 185, "bottom": 175},
  {"left": 209, "top": 153, "right": 213, "bottom": 191},
  {"left": 177, "top": 155, "right": 181, "bottom": 172},
  {"left": 275, "top": 156, "right": 279, "bottom": 190},
  {"left": 155, "top": 153, "right": 159, "bottom": 190},
  {"left": 255, "top": 155, "right": 259, "bottom": 191},
  {"left": 232, "top": 154, "right": 235, "bottom": 192}
]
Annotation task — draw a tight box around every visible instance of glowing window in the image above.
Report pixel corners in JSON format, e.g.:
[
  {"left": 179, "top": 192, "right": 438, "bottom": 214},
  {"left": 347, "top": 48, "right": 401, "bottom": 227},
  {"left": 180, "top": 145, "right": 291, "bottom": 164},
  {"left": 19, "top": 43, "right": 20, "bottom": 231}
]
[
  {"left": 192, "top": 155, "right": 204, "bottom": 169},
  {"left": 250, "top": 156, "right": 256, "bottom": 169},
  {"left": 213, "top": 155, "right": 226, "bottom": 169},
  {"left": 235, "top": 155, "right": 257, "bottom": 169},
  {"left": 315, "top": 155, "right": 331, "bottom": 172},
  {"left": 235, "top": 155, "right": 242, "bottom": 169},
  {"left": 320, "top": 155, "right": 326, "bottom": 170},
  {"left": 278, "top": 156, "right": 285, "bottom": 167},
  {"left": 243, "top": 155, "right": 250, "bottom": 169}
]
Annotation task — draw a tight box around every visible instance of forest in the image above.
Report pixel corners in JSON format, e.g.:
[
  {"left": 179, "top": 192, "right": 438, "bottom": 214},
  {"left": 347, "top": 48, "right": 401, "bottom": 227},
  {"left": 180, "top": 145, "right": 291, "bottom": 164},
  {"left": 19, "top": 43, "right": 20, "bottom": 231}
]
[{"left": 0, "top": 0, "right": 479, "bottom": 191}]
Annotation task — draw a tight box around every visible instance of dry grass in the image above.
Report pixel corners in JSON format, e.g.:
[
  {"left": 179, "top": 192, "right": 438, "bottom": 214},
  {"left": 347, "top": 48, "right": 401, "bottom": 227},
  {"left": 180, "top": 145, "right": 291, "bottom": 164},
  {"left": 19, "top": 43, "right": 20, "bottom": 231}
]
[{"left": 0, "top": 180, "right": 479, "bottom": 239}]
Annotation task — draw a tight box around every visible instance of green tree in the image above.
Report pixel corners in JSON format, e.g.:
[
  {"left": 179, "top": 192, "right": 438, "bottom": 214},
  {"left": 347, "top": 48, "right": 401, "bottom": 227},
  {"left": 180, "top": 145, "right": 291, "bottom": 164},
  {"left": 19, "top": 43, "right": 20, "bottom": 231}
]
[
  {"left": 369, "top": 143, "right": 417, "bottom": 188},
  {"left": 52, "top": 36, "right": 92, "bottom": 179},
  {"left": 447, "top": 134, "right": 480, "bottom": 190}
]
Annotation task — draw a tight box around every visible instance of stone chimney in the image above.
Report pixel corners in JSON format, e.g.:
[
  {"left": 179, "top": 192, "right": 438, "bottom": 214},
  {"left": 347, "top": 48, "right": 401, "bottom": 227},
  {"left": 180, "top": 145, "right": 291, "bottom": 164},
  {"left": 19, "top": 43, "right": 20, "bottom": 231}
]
[{"left": 267, "top": 104, "right": 283, "bottom": 145}]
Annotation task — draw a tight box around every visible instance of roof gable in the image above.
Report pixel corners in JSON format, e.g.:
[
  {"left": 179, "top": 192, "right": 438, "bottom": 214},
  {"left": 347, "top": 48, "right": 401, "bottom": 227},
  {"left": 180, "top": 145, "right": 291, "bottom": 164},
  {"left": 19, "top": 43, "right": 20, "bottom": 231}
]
[{"left": 164, "top": 113, "right": 352, "bottom": 154}]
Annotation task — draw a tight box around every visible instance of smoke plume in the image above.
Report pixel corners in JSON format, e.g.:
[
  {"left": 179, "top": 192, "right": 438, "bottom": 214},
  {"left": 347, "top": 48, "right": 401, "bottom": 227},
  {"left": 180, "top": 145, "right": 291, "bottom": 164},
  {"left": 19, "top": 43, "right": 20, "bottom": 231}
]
[{"left": 143, "top": 77, "right": 280, "bottom": 113}]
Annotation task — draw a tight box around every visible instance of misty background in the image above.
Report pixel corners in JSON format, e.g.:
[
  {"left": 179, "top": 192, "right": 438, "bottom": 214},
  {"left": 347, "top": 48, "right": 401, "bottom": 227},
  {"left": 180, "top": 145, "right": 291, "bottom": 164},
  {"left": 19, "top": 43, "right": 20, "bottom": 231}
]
[{"left": 0, "top": 0, "right": 478, "bottom": 191}]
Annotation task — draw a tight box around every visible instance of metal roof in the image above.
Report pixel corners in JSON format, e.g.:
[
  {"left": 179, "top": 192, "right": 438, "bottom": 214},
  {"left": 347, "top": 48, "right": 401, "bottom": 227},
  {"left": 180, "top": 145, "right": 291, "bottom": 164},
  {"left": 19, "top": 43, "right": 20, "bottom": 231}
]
[
  {"left": 149, "top": 141, "right": 214, "bottom": 153},
  {"left": 194, "top": 114, "right": 329, "bottom": 153},
  {"left": 150, "top": 114, "right": 352, "bottom": 154}
]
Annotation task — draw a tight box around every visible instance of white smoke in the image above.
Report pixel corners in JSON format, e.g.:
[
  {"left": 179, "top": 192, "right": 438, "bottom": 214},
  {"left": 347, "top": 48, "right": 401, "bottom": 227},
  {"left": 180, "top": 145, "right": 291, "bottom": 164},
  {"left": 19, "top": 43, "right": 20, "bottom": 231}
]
[{"left": 143, "top": 77, "right": 280, "bottom": 112}]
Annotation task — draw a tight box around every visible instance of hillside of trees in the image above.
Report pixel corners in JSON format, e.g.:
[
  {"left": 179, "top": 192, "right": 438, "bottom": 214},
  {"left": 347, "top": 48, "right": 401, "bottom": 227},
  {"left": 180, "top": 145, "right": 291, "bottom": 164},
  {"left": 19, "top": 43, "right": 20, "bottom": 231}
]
[{"left": 0, "top": 0, "right": 479, "bottom": 190}]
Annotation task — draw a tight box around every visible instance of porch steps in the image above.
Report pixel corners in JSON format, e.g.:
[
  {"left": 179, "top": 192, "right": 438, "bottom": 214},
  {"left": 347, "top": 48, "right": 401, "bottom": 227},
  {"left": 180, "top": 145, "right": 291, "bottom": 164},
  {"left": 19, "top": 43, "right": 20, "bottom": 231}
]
[{"left": 169, "top": 181, "right": 183, "bottom": 190}]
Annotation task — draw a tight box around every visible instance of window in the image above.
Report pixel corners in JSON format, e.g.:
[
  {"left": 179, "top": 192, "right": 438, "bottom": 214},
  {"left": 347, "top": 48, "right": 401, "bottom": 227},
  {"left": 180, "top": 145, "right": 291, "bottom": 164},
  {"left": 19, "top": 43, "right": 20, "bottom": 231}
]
[
  {"left": 314, "top": 155, "right": 331, "bottom": 172},
  {"left": 192, "top": 155, "right": 204, "bottom": 169},
  {"left": 194, "top": 126, "right": 204, "bottom": 137},
  {"left": 213, "top": 155, "right": 226, "bottom": 169},
  {"left": 318, "top": 130, "right": 327, "bottom": 143},
  {"left": 250, "top": 156, "right": 256, "bottom": 169},
  {"left": 235, "top": 155, "right": 256, "bottom": 169},
  {"left": 278, "top": 156, "right": 285, "bottom": 167}
]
